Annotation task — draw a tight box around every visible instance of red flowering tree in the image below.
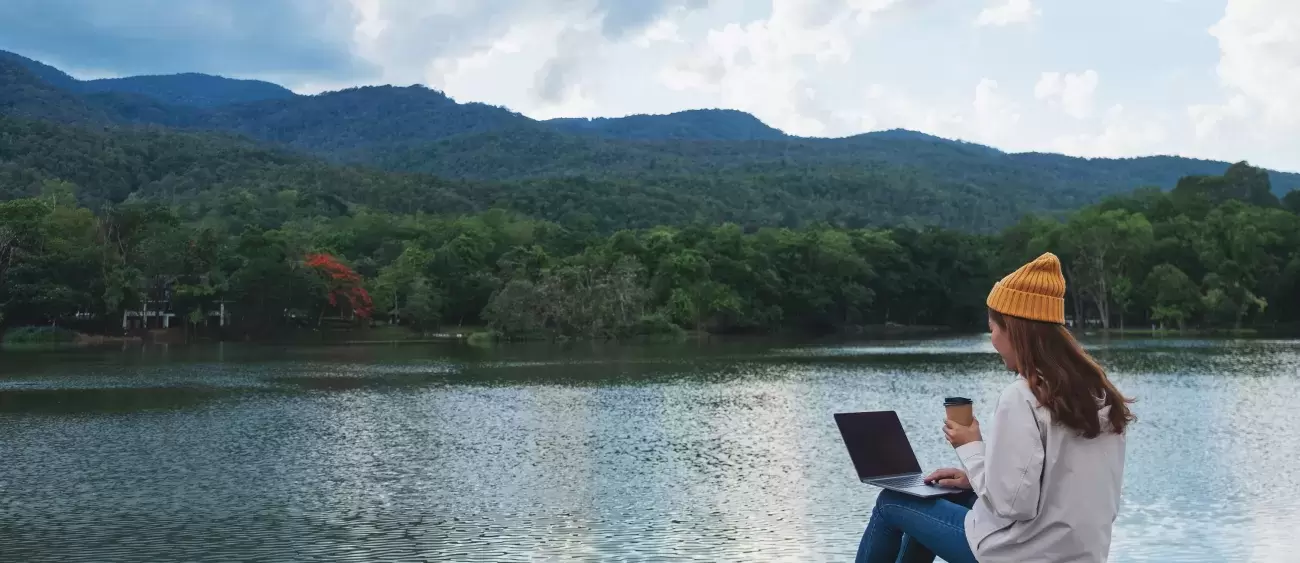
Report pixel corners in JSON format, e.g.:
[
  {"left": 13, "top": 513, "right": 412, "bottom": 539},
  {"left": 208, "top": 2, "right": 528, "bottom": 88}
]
[{"left": 305, "top": 253, "right": 374, "bottom": 319}]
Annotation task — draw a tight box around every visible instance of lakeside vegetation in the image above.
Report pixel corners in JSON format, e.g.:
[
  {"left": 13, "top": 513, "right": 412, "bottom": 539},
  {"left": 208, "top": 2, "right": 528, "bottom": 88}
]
[
  {"left": 2, "top": 161, "right": 1297, "bottom": 342},
  {"left": 2, "top": 325, "right": 78, "bottom": 345}
]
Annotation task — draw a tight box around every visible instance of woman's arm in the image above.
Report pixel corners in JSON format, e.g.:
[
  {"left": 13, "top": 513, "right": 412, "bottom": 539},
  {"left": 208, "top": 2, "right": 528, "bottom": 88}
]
[{"left": 955, "top": 384, "right": 1045, "bottom": 520}]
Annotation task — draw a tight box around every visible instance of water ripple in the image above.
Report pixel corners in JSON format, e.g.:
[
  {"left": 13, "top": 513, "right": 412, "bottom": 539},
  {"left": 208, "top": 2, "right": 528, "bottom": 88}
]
[{"left": 1, "top": 339, "right": 1297, "bottom": 561}]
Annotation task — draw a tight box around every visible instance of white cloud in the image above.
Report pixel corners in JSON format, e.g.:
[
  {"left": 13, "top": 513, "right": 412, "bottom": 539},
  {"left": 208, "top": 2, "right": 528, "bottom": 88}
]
[
  {"left": 974, "top": 0, "right": 1040, "bottom": 27},
  {"left": 1187, "top": 95, "right": 1250, "bottom": 140},
  {"left": 1202, "top": 0, "right": 1300, "bottom": 128},
  {"left": 339, "top": 0, "right": 712, "bottom": 114},
  {"left": 1034, "top": 70, "right": 1100, "bottom": 119},
  {"left": 656, "top": 0, "right": 910, "bottom": 136},
  {"left": 837, "top": 83, "right": 965, "bottom": 138},
  {"left": 834, "top": 78, "right": 1028, "bottom": 149},
  {"left": 1051, "top": 104, "right": 1169, "bottom": 158},
  {"left": 350, "top": 0, "right": 386, "bottom": 45},
  {"left": 632, "top": 16, "right": 685, "bottom": 48},
  {"left": 1174, "top": 0, "right": 1300, "bottom": 170},
  {"left": 972, "top": 78, "right": 1022, "bottom": 144}
]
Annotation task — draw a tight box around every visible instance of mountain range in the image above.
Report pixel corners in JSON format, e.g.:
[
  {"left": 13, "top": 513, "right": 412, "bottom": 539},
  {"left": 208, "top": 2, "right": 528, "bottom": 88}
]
[{"left": 1, "top": 49, "right": 1295, "bottom": 232}]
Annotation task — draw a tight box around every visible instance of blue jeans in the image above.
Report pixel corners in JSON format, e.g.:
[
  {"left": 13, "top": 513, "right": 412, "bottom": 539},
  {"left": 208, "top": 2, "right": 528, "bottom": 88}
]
[{"left": 855, "top": 489, "right": 979, "bottom": 563}]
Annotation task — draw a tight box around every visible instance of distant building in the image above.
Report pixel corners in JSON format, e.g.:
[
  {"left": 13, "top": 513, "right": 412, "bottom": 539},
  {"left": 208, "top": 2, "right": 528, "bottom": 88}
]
[{"left": 121, "top": 299, "right": 175, "bottom": 330}]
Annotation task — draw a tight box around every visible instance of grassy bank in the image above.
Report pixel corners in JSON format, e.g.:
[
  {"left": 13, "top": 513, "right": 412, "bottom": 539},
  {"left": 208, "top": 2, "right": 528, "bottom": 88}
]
[
  {"left": 1, "top": 326, "right": 143, "bottom": 350},
  {"left": 3, "top": 326, "right": 79, "bottom": 346}
]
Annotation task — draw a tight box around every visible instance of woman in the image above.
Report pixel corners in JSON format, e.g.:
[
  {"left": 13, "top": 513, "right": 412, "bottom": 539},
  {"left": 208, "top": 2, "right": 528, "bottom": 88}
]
[{"left": 855, "top": 252, "right": 1134, "bottom": 563}]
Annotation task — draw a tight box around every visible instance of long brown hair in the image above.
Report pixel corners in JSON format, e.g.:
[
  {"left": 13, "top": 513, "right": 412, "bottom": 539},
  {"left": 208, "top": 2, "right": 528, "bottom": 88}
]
[{"left": 989, "top": 309, "right": 1135, "bottom": 437}]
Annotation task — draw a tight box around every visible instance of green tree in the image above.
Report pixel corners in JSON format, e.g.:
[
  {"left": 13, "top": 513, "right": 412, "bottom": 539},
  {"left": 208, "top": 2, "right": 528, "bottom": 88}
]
[
  {"left": 402, "top": 276, "right": 442, "bottom": 331},
  {"left": 1144, "top": 264, "right": 1200, "bottom": 330},
  {"left": 1284, "top": 190, "right": 1300, "bottom": 215},
  {"left": 1201, "top": 272, "right": 1267, "bottom": 329},
  {"left": 1110, "top": 276, "right": 1135, "bottom": 331},
  {"left": 482, "top": 279, "right": 546, "bottom": 338},
  {"left": 1059, "top": 209, "right": 1153, "bottom": 329},
  {"left": 372, "top": 243, "right": 433, "bottom": 325}
]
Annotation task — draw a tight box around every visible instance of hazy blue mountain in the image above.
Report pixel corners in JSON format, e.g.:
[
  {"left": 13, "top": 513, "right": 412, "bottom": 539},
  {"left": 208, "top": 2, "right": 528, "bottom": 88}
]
[
  {"left": 190, "top": 85, "right": 540, "bottom": 154},
  {"left": 0, "top": 53, "right": 114, "bottom": 123},
  {"left": 0, "top": 50, "right": 81, "bottom": 90},
  {"left": 0, "top": 50, "right": 293, "bottom": 107},
  {"left": 546, "top": 109, "right": 788, "bottom": 140},
  {"left": 80, "top": 73, "right": 295, "bottom": 107},
  {"left": 2, "top": 48, "right": 1295, "bottom": 222},
  {"left": 371, "top": 124, "right": 1300, "bottom": 199},
  {"left": 0, "top": 54, "right": 537, "bottom": 152}
]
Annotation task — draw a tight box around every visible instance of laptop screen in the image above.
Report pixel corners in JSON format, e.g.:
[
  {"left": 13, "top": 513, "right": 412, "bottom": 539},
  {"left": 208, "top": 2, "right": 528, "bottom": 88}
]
[{"left": 834, "top": 411, "right": 923, "bottom": 479}]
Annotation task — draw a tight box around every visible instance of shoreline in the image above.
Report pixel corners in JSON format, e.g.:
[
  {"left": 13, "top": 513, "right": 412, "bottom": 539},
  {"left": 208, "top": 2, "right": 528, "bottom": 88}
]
[{"left": 4, "top": 324, "right": 1297, "bottom": 351}]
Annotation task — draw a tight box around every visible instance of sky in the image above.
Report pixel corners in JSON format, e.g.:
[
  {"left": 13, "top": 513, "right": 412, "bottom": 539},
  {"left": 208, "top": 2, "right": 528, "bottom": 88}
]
[{"left": 2, "top": 0, "right": 1298, "bottom": 171}]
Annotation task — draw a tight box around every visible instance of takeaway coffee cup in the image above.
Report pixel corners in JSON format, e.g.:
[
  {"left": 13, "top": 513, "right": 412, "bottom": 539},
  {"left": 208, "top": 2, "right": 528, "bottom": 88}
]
[{"left": 944, "top": 397, "right": 974, "bottom": 426}]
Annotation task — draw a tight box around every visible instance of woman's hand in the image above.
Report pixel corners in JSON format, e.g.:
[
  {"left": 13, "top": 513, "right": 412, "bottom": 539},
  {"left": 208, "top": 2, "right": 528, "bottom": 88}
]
[
  {"left": 924, "top": 467, "right": 971, "bottom": 489},
  {"left": 944, "top": 417, "right": 982, "bottom": 448}
]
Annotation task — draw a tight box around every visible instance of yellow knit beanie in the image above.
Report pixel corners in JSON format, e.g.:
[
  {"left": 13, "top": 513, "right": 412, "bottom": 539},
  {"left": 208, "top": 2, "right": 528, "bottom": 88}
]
[{"left": 986, "top": 252, "right": 1067, "bottom": 324}]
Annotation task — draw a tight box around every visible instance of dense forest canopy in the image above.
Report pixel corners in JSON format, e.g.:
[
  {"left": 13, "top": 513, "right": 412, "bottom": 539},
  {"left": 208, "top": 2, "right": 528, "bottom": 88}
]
[
  {"left": 1, "top": 163, "right": 1297, "bottom": 339},
  {"left": 11, "top": 114, "right": 1265, "bottom": 233},
  {"left": 1, "top": 49, "right": 1298, "bottom": 340}
]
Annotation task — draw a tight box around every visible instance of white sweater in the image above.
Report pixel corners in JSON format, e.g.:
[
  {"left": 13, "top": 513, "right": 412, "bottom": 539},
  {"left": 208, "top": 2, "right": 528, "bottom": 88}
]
[{"left": 956, "top": 379, "right": 1126, "bottom": 563}]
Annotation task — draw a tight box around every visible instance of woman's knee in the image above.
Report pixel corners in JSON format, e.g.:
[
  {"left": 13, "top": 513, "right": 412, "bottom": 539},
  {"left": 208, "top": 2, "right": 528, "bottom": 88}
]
[
  {"left": 872, "top": 488, "right": 909, "bottom": 515},
  {"left": 875, "top": 488, "right": 909, "bottom": 506}
]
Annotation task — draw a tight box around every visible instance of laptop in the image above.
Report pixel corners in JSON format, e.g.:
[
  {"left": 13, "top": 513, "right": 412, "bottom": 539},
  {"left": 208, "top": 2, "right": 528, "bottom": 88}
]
[{"left": 834, "top": 411, "right": 956, "bottom": 498}]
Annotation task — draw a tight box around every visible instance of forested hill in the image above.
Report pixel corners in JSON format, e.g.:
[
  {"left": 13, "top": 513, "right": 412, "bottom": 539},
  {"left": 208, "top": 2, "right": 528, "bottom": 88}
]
[
  {"left": 0, "top": 115, "right": 1053, "bottom": 231},
  {"left": 2, "top": 49, "right": 1298, "bottom": 233},
  {"left": 0, "top": 50, "right": 294, "bottom": 107},
  {"left": 545, "top": 109, "right": 788, "bottom": 140}
]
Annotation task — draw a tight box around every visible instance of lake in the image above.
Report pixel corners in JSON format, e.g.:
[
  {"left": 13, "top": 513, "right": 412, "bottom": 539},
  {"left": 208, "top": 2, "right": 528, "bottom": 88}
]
[{"left": 1, "top": 336, "right": 1297, "bottom": 562}]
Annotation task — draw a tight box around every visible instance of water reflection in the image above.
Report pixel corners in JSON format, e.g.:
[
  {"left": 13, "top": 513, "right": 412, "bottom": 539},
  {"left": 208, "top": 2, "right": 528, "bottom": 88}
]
[{"left": 0, "top": 336, "right": 1297, "bottom": 561}]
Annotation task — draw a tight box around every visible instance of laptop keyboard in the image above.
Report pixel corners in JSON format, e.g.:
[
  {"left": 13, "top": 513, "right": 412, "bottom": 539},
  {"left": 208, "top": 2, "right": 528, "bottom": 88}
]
[{"left": 873, "top": 475, "right": 929, "bottom": 488}]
